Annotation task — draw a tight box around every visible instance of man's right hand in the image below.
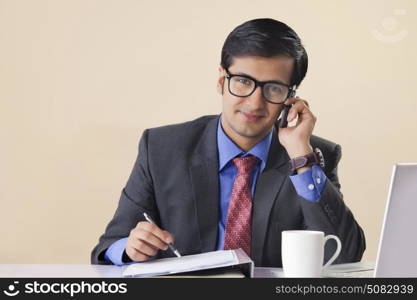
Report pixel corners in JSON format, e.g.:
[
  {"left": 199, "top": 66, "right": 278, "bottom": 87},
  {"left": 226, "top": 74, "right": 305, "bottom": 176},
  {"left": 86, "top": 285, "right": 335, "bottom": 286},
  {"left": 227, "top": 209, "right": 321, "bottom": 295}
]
[{"left": 125, "top": 221, "right": 175, "bottom": 262}]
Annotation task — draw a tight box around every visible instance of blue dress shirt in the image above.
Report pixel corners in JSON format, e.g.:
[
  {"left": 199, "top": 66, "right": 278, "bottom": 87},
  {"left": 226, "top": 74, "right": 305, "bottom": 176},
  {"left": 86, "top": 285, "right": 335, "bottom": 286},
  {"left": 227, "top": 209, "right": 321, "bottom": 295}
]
[{"left": 105, "top": 118, "right": 327, "bottom": 265}]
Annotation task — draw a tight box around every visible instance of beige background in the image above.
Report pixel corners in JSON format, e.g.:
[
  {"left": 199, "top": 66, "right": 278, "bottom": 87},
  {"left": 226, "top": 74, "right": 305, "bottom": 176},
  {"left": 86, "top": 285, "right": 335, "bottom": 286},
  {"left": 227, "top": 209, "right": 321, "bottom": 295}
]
[{"left": 1, "top": 0, "right": 416, "bottom": 264}]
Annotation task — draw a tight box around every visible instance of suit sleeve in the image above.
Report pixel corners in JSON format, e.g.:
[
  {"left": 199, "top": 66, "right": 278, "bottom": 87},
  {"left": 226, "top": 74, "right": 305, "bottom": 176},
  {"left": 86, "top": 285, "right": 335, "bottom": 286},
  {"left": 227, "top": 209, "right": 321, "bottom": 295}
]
[
  {"left": 298, "top": 144, "right": 366, "bottom": 264},
  {"left": 91, "top": 129, "right": 157, "bottom": 264}
]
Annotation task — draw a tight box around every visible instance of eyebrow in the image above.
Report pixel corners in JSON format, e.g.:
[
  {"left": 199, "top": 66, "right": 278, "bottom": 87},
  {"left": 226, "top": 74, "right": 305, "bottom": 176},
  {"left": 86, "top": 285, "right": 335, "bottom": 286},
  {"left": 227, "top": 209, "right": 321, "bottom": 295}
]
[{"left": 232, "top": 71, "right": 290, "bottom": 86}]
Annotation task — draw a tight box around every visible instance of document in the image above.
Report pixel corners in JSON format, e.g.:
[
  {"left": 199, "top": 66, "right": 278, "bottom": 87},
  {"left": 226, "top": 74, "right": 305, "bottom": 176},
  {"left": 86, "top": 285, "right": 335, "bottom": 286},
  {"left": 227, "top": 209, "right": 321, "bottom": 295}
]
[{"left": 122, "top": 250, "right": 240, "bottom": 278}]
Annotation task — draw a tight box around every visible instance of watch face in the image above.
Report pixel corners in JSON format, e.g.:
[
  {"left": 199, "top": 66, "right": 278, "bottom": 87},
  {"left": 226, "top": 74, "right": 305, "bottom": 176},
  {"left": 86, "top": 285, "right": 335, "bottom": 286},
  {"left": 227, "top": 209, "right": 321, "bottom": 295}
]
[{"left": 314, "top": 148, "right": 325, "bottom": 169}]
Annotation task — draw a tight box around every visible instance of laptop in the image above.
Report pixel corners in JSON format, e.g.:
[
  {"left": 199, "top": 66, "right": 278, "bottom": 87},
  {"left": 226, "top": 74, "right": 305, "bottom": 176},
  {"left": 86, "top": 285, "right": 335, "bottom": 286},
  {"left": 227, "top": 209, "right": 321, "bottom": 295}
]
[
  {"left": 327, "top": 163, "right": 417, "bottom": 278},
  {"left": 374, "top": 163, "right": 417, "bottom": 277}
]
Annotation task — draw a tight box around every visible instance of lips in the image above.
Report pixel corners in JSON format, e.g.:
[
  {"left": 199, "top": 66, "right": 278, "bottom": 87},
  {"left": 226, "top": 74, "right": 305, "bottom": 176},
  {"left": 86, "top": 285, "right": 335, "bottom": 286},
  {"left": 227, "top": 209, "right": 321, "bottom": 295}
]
[{"left": 241, "top": 111, "right": 264, "bottom": 121}]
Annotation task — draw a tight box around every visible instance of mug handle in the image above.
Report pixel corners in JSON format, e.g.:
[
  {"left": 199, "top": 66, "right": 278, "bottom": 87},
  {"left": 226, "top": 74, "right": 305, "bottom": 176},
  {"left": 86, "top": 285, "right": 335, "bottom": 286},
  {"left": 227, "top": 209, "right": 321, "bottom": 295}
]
[{"left": 322, "top": 235, "right": 342, "bottom": 269}]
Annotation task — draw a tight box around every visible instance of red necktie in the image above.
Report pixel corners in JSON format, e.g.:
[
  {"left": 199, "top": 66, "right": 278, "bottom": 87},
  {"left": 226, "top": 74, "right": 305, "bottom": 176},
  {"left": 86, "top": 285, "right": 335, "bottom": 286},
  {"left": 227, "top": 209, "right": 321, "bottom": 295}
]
[{"left": 224, "top": 155, "right": 258, "bottom": 256}]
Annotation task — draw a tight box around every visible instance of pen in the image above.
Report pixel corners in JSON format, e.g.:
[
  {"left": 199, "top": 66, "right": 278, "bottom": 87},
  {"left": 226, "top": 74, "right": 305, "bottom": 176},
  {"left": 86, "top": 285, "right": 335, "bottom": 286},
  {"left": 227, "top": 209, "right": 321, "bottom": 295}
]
[{"left": 143, "top": 212, "right": 182, "bottom": 257}]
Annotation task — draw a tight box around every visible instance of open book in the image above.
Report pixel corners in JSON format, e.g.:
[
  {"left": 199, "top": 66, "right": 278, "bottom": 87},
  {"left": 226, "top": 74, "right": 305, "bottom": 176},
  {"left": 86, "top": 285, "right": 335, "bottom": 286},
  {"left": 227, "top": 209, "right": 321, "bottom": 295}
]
[{"left": 122, "top": 249, "right": 253, "bottom": 278}]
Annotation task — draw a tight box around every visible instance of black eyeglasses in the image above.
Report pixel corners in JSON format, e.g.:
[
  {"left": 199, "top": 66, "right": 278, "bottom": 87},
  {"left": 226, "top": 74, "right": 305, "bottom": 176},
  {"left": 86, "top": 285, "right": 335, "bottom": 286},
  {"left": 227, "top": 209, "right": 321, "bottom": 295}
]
[{"left": 224, "top": 69, "right": 295, "bottom": 104}]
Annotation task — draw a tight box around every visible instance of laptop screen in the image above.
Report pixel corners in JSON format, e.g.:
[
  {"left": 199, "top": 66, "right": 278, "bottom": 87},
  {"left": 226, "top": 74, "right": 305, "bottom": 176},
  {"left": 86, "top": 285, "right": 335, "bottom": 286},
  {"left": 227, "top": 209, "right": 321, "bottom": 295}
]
[{"left": 375, "top": 163, "right": 417, "bottom": 277}]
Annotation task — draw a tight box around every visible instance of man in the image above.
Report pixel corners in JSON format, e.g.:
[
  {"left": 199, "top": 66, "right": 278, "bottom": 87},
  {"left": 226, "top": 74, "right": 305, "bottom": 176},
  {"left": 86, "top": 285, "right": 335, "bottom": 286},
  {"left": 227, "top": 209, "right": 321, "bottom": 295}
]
[{"left": 91, "top": 18, "right": 365, "bottom": 267}]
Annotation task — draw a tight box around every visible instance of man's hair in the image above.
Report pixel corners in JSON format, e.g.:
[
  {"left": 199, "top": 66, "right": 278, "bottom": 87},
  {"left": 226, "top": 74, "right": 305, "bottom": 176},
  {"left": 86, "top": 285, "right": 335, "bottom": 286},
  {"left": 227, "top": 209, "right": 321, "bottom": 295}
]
[{"left": 221, "top": 18, "right": 308, "bottom": 88}]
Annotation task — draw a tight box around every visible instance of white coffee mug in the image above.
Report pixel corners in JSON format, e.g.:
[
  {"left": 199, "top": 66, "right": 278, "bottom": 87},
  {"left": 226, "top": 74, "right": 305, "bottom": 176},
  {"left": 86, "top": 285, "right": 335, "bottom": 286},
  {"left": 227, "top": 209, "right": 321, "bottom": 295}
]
[{"left": 281, "top": 230, "right": 342, "bottom": 277}]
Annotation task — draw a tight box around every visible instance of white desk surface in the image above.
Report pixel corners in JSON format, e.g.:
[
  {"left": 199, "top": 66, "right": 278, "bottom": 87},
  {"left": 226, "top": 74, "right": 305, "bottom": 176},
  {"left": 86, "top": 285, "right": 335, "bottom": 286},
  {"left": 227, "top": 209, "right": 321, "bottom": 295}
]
[
  {"left": 0, "top": 261, "right": 374, "bottom": 278},
  {"left": 0, "top": 264, "right": 122, "bottom": 278},
  {"left": 254, "top": 261, "right": 375, "bottom": 278}
]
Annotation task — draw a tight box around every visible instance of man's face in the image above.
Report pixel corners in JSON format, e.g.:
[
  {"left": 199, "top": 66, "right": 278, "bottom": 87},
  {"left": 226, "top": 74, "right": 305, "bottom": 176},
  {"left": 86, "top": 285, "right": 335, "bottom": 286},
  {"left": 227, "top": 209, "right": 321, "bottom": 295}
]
[{"left": 217, "top": 56, "right": 294, "bottom": 146}]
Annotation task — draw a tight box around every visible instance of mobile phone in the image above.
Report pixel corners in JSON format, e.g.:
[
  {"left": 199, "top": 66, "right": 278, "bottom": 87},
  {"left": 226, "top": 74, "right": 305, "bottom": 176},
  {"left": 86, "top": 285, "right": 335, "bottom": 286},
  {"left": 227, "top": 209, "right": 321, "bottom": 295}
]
[
  {"left": 278, "top": 105, "right": 291, "bottom": 128},
  {"left": 277, "top": 90, "right": 296, "bottom": 128}
]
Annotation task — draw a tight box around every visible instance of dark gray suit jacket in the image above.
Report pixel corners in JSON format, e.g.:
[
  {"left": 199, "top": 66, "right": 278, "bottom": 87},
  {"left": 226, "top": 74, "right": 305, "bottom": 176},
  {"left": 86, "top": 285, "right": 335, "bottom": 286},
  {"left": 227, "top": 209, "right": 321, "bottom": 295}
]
[{"left": 91, "top": 115, "right": 366, "bottom": 267}]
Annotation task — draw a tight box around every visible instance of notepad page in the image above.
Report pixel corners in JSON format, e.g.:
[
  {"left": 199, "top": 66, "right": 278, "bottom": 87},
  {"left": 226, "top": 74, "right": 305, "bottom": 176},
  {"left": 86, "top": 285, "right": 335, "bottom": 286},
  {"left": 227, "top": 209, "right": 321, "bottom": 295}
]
[{"left": 122, "top": 250, "right": 238, "bottom": 277}]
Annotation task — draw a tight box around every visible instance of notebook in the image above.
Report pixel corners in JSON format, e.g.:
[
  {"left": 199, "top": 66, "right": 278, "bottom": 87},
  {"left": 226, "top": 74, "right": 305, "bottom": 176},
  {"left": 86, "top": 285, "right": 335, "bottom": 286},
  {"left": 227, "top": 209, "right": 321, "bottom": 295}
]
[{"left": 122, "top": 249, "right": 253, "bottom": 278}]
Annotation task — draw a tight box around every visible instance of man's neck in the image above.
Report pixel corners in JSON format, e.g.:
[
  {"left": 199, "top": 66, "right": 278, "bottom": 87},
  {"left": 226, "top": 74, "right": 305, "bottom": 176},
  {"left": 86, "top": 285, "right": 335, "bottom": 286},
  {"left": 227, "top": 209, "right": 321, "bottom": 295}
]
[{"left": 231, "top": 136, "right": 262, "bottom": 152}]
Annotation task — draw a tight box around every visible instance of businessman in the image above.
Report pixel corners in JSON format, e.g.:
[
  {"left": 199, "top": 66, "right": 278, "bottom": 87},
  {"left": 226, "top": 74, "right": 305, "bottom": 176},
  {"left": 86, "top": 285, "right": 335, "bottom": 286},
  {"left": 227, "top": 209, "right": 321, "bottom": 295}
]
[{"left": 91, "top": 18, "right": 366, "bottom": 267}]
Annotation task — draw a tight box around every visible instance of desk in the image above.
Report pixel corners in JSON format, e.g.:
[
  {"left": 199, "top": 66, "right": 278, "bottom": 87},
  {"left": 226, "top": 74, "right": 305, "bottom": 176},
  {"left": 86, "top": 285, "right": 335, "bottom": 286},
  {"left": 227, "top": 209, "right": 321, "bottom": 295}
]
[
  {"left": 0, "top": 262, "right": 374, "bottom": 278},
  {"left": 0, "top": 264, "right": 122, "bottom": 278},
  {"left": 254, "top": 261, "right": 375, "bottom": 278}
]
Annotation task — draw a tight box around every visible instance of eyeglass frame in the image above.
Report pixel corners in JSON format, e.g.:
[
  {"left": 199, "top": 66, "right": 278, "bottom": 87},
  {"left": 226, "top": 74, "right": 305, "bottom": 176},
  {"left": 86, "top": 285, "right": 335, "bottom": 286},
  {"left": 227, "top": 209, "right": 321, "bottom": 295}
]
[{"left": 224, "top": 68, "right": 295, "bottom": 104}]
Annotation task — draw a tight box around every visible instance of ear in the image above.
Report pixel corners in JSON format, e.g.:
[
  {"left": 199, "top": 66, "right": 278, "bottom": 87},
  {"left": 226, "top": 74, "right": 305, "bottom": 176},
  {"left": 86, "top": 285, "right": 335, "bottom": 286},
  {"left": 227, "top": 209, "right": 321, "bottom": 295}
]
[{"left": 216, "top": 66, "right": 225, "bottom": 95}]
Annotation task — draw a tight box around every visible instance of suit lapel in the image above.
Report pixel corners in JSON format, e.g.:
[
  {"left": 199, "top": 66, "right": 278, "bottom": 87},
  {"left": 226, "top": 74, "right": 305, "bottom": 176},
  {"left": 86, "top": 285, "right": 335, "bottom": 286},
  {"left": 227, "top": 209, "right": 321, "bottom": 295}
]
[
  {"left": 251, "top": 128, "right": 291, "bottom": 265},
  {"left": 189, "top": 116, "right": 220, "bottom": 253}
]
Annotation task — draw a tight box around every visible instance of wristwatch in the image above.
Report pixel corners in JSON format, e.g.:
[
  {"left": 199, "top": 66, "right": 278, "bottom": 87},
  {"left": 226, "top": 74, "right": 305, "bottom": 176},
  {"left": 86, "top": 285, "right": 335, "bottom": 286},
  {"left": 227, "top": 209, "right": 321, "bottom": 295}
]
[{"left": 289, "top": 147, "right": 325, "bottom": 173}]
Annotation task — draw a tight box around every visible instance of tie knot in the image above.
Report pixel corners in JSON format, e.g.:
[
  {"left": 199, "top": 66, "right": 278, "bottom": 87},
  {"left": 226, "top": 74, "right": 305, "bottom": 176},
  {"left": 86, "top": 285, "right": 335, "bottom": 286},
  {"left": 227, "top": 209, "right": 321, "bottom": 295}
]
[{"left": 232, "top": 155, "right": 258, "bottom": 174}]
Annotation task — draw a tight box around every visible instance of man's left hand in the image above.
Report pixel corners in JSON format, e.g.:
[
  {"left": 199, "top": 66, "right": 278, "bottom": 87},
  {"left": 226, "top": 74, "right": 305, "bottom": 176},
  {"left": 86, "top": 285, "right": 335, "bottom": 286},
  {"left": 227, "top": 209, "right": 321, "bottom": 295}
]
[{"left": 278, "top": 97, "right": 316, "bottom": 159}]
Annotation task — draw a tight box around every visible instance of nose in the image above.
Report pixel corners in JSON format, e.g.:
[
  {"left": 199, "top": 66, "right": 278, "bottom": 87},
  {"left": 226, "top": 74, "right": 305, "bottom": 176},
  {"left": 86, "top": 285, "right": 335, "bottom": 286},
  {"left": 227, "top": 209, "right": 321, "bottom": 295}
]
[{"left": 245, "top": 86, "right": 265, "bottom": 110}]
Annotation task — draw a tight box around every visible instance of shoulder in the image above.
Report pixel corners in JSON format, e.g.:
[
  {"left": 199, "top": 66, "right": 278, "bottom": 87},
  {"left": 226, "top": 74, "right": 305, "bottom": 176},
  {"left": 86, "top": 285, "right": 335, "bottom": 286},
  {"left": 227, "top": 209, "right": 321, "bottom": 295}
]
[
  {"left": 147, "top": 115, "right": 217, "bottom": 137},
  {"left": 140, "top": 115, "right": 218, "bottom": 154},
  {"left": 310, "top": 135, "right": 339, "bottom": 152}
]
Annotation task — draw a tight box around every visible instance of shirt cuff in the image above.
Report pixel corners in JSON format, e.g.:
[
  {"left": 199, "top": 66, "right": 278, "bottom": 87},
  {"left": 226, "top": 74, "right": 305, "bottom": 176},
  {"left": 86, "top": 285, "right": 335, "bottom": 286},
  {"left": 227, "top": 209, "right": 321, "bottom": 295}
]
[
  {"left": 104, "top": 237, "right": 134, "bottom": 266},
  {"left": 289, "top": 164, "right": 327, "bottom": 202}
]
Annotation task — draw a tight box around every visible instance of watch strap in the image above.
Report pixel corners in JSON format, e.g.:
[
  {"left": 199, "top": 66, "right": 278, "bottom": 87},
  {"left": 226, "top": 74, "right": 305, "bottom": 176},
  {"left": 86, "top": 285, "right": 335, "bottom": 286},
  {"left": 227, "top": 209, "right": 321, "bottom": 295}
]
[{"left": 290, "top": 148, "right": 324, "bottom": 173}]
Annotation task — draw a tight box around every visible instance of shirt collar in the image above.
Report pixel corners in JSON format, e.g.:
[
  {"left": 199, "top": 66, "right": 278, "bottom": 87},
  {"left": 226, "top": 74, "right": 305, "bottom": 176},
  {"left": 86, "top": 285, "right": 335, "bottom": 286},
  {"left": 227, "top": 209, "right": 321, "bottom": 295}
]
[{"left": 217, "top": 116, "right": 272, "bottom": 172}]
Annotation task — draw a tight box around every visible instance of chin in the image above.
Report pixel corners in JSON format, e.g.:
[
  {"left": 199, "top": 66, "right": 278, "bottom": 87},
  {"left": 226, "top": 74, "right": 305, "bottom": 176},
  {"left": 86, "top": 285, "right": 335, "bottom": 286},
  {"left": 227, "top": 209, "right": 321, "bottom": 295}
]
[{"left": 233, "top": 124, "right": 269, "bottom": 139}]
